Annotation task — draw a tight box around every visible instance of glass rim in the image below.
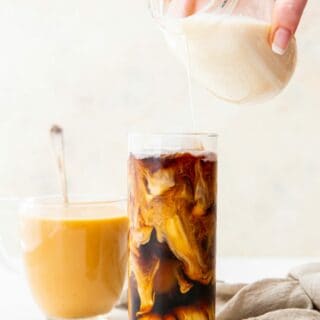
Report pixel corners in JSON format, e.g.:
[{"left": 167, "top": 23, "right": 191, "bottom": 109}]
[
  {"left": 128, "top": 132, "right": 218, "bottom": 138},
  {"left": 1, "top": 195, "right": 127, "bottom": 209},
  {"left": 148, "top": 0, "right": 218, "bottom": 20}
]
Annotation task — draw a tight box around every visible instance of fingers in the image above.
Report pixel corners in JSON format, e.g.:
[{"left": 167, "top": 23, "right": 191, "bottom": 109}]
[
  {"left": 167, "top": 0, "right": 197, "bottom": 17},
  {"left": 271, "top": 0, "right": 308, "bottom": 55},
  {"left": 167, "top": 0, "right": 208, "bottom": 17}
]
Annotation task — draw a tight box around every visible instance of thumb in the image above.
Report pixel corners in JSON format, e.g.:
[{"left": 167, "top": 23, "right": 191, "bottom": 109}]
[{"left": 271, "top": 0, "right": 307, "bottom": 55}]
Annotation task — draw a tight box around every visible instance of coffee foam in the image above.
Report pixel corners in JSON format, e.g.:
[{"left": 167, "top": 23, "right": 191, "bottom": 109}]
[
  {"left": 132, "top": 150, "right": 216, "bottom": 162},
  {"left": 132, "top": 135, "right": 195, "bottom": 155},
  {"left": 21, "top": 204, "right": 126, "bottom": 220}
]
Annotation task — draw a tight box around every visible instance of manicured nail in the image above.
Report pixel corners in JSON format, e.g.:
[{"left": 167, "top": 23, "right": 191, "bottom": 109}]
[{"left": 272, "top": 27, "right": 292, "bottom": 55}]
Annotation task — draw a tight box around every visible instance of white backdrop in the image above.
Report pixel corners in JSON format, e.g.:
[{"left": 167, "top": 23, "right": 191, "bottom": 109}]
[{"left": 0, "top": 0, "right": 319, "bottom": 256}]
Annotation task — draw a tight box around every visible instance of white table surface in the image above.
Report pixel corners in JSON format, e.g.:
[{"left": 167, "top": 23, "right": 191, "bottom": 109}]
[{"left": 1, "top": 257, "right": 319, "bottom": 319}]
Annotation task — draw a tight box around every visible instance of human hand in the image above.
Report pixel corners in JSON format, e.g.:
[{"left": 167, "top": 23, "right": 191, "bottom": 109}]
[{"left": 271, "top": 0, "right": 308, "bottom": 55}]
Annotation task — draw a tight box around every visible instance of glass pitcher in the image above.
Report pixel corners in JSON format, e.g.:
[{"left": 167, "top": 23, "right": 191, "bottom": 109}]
[{"left": 149, "top": 0, "right": 297, "bottom": 104}]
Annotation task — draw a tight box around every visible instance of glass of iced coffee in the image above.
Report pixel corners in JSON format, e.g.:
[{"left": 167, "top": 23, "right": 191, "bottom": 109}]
[{"left": 128, "top": 133, "right": 217, "bottom": 320}]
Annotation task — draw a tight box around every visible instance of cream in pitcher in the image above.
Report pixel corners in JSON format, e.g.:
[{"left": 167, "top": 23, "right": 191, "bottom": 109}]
[{"left": 158, "top": 0, "right": 297, "bottom": 104}]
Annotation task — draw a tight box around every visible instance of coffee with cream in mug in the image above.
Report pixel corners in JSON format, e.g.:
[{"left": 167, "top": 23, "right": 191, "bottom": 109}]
[{"left": 20, "top": 199, "right": 128, "bottom": 320}]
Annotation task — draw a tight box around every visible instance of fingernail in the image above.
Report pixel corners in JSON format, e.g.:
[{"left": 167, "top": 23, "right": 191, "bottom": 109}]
[{"left": 272, "top": 27, "right": 292, "bottom": 55}]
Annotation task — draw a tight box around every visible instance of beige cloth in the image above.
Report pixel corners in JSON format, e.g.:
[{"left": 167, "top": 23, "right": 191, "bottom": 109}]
[
  {"left": 218, "top": 263, "right": 320, "bottom": 319},
  {"left": 119, "top": 263, "right": 320, "bottom": 319}
]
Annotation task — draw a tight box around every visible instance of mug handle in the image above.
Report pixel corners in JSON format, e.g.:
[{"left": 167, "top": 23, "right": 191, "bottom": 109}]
[{"left": 0, "top": 198, "right": 22, "bottom": 273}]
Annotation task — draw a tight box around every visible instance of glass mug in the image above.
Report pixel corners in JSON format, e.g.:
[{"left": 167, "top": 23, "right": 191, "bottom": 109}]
[
  {"left": 0, "top": 196, "right": 128, "bottom": 320},
  {"left": 128, "top": 133, "right": 217, "bottom": 320},
  {"left": 149, "top": 0, "right": 297, "bottom": 104}
]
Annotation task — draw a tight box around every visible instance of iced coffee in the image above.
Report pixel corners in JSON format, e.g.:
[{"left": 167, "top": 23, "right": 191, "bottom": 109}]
[{"left": 128, "top": 133, "right": 217, "bottom": 320}]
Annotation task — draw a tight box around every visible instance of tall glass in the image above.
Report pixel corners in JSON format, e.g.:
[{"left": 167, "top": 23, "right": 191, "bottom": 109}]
[{"left": 128, "top": 133, "right": 217, "bottom": 320}]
